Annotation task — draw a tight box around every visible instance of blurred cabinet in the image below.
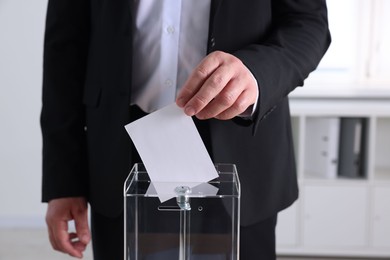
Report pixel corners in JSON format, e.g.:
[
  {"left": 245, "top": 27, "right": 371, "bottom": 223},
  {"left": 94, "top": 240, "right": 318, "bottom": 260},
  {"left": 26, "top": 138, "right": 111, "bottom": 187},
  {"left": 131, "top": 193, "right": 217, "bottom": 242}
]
[
  {"left": 276, "top": 201, "right": 298, "bottom": 247},
  {"left": 372, "top": 186, "right": 390, "bottom": 248},
  {"left": 276, "top": 97, "right": 390, "bottom": 258},
  {"left": 302, "top": 185, "right": 368, "bottom": 248}
]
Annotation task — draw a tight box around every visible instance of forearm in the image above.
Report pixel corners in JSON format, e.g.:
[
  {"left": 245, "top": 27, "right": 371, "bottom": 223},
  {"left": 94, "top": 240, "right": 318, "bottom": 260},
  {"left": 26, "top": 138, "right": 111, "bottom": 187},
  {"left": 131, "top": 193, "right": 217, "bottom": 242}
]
[
  {"left": 41, "top": 0, "right": 91, "bottom": 201},
  {"left": 234, "top": 0, "right": 331, "bottom": 123}
]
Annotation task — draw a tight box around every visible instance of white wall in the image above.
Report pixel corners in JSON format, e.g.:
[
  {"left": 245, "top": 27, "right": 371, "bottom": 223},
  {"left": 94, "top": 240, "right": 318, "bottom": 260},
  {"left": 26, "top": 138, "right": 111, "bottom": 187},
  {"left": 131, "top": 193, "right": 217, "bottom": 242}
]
[{"left": 0, "top": 0, "right": 48, "bottom": 227}]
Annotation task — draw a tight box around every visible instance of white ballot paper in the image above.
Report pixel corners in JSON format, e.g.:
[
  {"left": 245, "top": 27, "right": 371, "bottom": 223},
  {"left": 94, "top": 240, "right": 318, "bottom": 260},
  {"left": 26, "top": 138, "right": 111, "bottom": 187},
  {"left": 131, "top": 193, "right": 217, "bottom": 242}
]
[{"left": 125, "top": 103, "right": 219, "bottom": 202}]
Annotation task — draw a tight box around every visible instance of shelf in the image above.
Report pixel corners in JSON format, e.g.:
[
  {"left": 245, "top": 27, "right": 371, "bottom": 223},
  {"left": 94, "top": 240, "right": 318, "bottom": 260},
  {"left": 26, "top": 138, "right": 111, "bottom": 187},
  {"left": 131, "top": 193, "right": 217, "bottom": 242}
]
[
  {"left": 290, "top": 85, "right": 390, "bottom": 99},
  {"left": 301, "top": 116, "right": 369, "bottom": 180},
  {"left": 303, "top": 173, "right": 368, "bottom": 182},
  {"left": 290, "top": 98, "right": 390, "bottom": 117},
  {"left": 374, "top": 170, "right": 390, "bottom": 182},
  {"left": 278, "top": 97, "right": 390, "bottom": 257},
  {"left": 373, "top": 118, "right": 390, "bottom": 181},
  {"left": 290, "top": 116, "right": 301, "bottom": 177}
]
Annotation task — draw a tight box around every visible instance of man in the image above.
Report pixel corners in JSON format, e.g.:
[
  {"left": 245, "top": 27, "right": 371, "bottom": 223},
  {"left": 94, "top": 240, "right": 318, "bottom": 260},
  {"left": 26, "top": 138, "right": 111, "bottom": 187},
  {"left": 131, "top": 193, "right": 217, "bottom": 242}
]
[{"left": 41, "top": 0, "right": 330, "bottom": 259}]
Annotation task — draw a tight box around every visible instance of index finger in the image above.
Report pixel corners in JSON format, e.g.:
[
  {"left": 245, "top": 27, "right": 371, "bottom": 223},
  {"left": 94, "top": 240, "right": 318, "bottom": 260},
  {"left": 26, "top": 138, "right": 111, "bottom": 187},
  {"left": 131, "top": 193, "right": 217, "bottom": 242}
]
[
  {"left": 52, "top": 221, "right": 83, "bottom": 258},
  {"left": 176, "top": 52, "right": 221, "bottom": 109}
]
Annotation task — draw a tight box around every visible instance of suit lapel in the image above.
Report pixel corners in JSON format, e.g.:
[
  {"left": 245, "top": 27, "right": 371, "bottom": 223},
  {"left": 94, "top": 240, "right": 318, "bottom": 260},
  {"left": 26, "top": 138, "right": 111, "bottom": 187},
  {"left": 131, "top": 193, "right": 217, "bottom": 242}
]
[{"left": 210, "top": 0, "right": 222, "bottom": 22}]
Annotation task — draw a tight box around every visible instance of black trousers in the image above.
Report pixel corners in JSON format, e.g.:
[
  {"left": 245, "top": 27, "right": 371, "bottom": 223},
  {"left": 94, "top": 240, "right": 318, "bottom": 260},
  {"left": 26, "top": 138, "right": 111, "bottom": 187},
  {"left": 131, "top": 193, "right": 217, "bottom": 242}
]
[{"left": 91, "top": 208, "right": 277, "bottom": 260}]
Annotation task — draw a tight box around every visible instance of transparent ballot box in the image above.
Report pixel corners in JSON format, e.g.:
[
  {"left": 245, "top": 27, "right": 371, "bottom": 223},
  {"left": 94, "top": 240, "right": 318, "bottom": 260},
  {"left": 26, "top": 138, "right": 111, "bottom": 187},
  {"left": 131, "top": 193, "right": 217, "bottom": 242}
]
[{"left": 124, "top": 163, "right": 241, "bottom": 260}]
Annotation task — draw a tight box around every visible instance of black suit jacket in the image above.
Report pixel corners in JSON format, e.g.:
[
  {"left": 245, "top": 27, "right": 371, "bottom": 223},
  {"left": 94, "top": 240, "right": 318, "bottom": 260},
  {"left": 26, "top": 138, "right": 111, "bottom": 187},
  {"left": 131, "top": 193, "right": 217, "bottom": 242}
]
[{"left": 41, "top": 0, "right": 330, "bottom": 225}]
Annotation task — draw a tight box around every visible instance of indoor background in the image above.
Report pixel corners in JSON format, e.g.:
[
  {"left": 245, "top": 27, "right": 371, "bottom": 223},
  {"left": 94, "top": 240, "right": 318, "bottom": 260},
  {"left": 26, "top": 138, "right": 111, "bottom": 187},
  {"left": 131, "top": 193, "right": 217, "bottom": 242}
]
[{"left": 0, "top": 0, "right": 389, "bottom": 259}]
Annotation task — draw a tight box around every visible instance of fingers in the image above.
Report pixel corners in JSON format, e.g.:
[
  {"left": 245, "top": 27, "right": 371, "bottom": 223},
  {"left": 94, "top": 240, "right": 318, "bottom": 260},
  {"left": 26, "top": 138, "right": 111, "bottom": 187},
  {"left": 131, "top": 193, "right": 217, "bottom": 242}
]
[
  {"left": 70, "top": 233, "right": 88, "bottom": 253},
  {"left": 46, "top": 197, "right": 90, "bottom": 259},
  {"left": 74, "top": 204, "right": 91, "bottom": 245},
  {"left": 213, "top": 89, "right": 256, "bottom": 120},
  {"left": 47, "top": 214, "right": 84, "bottom": 258},
  {"left": 176, "top": 51, "right": 229, "bottom": 115},
  {"left": 176, "top": 51, "right": 258, "bottom": 120},
  {"left": 52, "top": 222, "right": 84, "bottom": 258},
  {"left": 195, "top": 79, "right": 247, "bottom": 120}
]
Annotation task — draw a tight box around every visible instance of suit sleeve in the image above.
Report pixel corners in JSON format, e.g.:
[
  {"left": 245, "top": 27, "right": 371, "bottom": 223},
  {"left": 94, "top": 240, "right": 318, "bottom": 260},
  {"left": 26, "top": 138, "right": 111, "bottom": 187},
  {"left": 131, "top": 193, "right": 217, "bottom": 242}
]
[
  {"left": 40, "top": 0, "right": 91, "bottom": 202},
  {"left": 233, "top": 0, "right": 331, "bottom": 131}
]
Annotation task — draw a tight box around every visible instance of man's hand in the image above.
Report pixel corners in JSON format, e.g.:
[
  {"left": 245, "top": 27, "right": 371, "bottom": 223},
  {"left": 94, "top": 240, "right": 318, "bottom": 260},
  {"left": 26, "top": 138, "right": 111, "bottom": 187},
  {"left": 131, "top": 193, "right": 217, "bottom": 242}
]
[
  {"left": 176, "top": 51, "right": 258, "bottom": 120},
  {"left": 46, "top": 197, "right": 91, "bottom": 259}
]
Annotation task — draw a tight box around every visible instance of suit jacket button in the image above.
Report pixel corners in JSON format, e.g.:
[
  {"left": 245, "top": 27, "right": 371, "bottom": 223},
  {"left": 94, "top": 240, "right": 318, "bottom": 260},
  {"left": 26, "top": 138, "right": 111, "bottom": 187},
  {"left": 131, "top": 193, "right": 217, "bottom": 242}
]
[{"left": 210, "top": 37, "right": 216, "bottom": 48}]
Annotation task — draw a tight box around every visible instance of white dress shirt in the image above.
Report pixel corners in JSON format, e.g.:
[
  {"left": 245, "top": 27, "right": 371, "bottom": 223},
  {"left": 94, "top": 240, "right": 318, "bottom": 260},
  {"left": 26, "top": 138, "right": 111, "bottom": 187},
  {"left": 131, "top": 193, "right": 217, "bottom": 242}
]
[
  {"left": 131, "top": 0, "right": 211, "bottom": 113},
  {"left": 131, "top": 0, "right": 258, "bottom": 116}
]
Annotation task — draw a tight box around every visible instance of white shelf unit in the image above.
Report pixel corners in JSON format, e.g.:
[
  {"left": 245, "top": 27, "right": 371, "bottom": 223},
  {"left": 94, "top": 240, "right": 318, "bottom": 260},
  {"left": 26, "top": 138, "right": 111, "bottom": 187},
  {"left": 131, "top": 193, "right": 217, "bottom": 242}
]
[{"left": 276, "top": 97, "right": 390, "bottom": 258}]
